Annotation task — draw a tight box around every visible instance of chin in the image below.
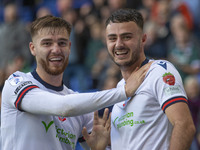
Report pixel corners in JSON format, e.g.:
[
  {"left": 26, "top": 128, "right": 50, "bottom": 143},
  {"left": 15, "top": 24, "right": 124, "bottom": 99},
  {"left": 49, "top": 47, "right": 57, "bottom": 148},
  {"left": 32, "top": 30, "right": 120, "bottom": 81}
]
[{"left": 45, "top": 67, "right": 64, "bottom": 75}]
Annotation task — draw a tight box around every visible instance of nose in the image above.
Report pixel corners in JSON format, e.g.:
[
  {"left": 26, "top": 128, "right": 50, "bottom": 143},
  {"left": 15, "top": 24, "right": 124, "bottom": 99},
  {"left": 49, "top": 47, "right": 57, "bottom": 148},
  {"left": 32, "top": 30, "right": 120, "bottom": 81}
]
[
  {"left": 115, "top": 38, "right": 124, "bottom": 48},
  {"left": 51, "top": 43, "right": 61, "bottom": 54}
]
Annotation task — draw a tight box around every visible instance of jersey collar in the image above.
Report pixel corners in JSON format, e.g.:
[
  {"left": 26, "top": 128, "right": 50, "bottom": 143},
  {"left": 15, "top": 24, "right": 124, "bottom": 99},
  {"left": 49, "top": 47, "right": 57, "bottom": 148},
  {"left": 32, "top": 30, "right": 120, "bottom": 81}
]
[
  {"left": 31, "top": 69, "right": 64, "bottom": 91},
  {"left": 140, "top": 58, "right": 149, "bottom": 67}
]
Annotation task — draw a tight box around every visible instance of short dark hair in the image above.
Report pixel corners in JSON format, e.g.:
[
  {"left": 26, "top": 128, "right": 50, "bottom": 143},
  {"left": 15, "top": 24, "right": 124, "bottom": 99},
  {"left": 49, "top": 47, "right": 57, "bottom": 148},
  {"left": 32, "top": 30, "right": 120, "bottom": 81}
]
[
  {"left": 30, "top": 15, "right": 72, "bottom": 38},
  {"left": 105, "top": 8, "right": 144, "bottom": 30}
]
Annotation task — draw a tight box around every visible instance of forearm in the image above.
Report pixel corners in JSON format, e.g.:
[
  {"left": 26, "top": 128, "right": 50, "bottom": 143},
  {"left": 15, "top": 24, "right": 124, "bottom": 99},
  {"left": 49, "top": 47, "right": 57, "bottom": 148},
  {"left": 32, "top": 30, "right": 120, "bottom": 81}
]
[
  {"left": 20, "top": 86, "right": 127, "bottom": 116},
  {"left": 169, "top": 122, "right": 196, "bottom": 150}
]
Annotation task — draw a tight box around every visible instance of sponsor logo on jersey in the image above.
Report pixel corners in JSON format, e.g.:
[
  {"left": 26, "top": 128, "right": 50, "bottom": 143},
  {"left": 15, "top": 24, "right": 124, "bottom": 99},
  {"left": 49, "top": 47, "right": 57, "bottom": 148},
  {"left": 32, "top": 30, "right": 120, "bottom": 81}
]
[
  {"left": 8, "top": 74, "right": 23, "bottom": 86},
  {"left": 164, "top": 85, "right": 183, "bottom": 96},
  {"left": 162, "top": 72, "right": 175, "bottom": 85},
  {"left": 42, "top": 121, "right": 54, "bottom": 132},
  {"left": 41, "top": 120, "right": 76, "bottom": 149},
  {"left": 113, "top": 112, "right": 146, "bottom": 129},
  {"left": 14, "top": 81, "right": 33, "bottom": 94},
  {"left": 55, "top": 125, "right": 76, "bottom": 149}
]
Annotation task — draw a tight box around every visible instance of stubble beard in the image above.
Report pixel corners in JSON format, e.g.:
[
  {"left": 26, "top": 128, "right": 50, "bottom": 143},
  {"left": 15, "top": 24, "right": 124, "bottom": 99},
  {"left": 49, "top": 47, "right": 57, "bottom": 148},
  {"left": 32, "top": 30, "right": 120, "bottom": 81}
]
[
  {"left": 39, "top": 57, "right": 69, "bottom": 76},
  {"left": 110, "top": 44, "right": 141, "bottom": 68}
]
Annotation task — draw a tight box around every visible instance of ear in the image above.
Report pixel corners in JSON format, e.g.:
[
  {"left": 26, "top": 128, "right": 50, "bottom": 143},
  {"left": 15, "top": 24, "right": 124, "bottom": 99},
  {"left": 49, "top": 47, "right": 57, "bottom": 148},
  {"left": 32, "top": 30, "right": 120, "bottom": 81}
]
[
  {"left": 68, "top": 41, "right": 71, "bottom": 54},
  {"left": 29, "top": 42, "right": 36, "bottom": 56},
  {"left": 142, "top": 34, "right": 147, "bottom": 43}
]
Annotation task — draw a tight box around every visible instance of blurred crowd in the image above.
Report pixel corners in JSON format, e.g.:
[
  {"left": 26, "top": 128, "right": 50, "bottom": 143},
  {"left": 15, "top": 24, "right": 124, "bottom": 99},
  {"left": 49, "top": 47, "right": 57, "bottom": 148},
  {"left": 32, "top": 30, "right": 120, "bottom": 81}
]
[{"left": 0, "top": 0, "right": 200, "bottom": 149}]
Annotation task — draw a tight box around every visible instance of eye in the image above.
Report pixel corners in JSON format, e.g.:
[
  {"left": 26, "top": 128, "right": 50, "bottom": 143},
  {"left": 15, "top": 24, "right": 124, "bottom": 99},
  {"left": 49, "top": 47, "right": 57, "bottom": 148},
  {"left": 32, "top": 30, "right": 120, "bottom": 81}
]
[
  {"left": 58, "top": 41, "right": 68, "bottom": 47},
  {"left": 108, "top": 37, "right": 117, "bottom": 42},
  {"left": 122, "top": 35, "right": 131, "bottom": 41},
  {"left": 42, "top": 42, "right": 51, "bottom": 46}
]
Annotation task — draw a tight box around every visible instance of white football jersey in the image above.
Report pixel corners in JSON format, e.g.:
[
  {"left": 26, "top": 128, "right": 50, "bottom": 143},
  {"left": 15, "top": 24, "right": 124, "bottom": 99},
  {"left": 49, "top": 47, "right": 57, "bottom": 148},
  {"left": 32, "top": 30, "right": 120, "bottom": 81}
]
[
  {"left": 1, "top": 70, "right": 93, "bottom": 150},
  {"left": 111, "top": 59, "right": 188, "bottom": 150}
]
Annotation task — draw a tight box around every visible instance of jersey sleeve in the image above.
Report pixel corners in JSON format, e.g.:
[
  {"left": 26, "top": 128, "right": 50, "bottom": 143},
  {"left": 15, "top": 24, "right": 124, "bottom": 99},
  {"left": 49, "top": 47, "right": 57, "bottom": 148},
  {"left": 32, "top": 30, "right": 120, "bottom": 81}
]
[
  {"left": 2, "top": 71, "right": 39, "bottom": 110},
  {"left": 148, "top": 60, "right": 188, "bottom": 113},
  {"left": 2, "top": 72, "right": 128, "bottom": 117}
]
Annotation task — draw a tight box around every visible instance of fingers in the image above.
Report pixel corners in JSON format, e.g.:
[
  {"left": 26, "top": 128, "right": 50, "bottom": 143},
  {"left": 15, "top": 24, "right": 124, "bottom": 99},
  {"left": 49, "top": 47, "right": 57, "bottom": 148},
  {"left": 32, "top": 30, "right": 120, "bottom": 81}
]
[
  {"left": 107, "top": 113, "right": 111, "bottom": 146},
  {"left": 102, "top": 108, "right": 109, "bottom": 125},
  {"left": 125, "top": 61, "right": 153, "bottom": 97},
  {"left": 138, "top": 61, "right": 153, "bottom": 80},
  {"left": 82, "top": 127, "right": 89, "bottom": 140},
  {"left": 142, "top": 61, "right": 153, "bottom": 72},
  {"left": 134, "top": 61, "right": 153, "bottom": 77},
  {"left": 105, "top": 112, "right": 111, "bottom": 131},
  {"left": 93, "top": 110, "right": 99, "bottom": 125}
]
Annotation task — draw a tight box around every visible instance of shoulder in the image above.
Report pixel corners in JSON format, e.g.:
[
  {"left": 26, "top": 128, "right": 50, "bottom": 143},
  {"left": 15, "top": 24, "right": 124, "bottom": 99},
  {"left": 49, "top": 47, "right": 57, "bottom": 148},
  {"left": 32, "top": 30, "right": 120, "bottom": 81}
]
[
  {"left": 2, "top": 71, "right": 34, "bottom": 106},
  {"left": 6, "top": 71, "right": 31, "bottom": 87},
  {"left": 147, "top": 59, "right": 182, "bottom": 81},
  {"left": 147, "top": 59, "right": 184, "bottom": 86},
  {"left": 150, "top": 59, "right": 175, "bottom": 70},
  {"left": 148, "top": 59, "right": 178, "bottom": 75}
]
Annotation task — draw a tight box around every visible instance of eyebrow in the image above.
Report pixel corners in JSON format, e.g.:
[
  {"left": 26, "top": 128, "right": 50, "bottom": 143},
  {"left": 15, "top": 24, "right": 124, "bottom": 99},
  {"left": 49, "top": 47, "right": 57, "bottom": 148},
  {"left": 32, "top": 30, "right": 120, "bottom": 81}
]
[
  {"left": 58, "top": 38, "right": 69, "bottom": 42},
  {"left": 107, "top": 32, "right": 133, "bottom": 37},
  {"left": 41, "top": 38, "right": 69, "bottom": 42}
]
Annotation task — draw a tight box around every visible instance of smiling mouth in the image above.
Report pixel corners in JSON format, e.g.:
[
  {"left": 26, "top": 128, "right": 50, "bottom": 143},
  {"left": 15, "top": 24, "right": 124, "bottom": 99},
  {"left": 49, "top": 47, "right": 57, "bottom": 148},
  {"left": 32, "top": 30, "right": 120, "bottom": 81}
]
[
  {"left": 49, "top": 57, "right": 62, "bottom": 62},
  {"left": 115, "top": 51, "right": 128, "bottom": 55},
  {"left": 48, "top": 57, "right": 64, "bottom": 65}
]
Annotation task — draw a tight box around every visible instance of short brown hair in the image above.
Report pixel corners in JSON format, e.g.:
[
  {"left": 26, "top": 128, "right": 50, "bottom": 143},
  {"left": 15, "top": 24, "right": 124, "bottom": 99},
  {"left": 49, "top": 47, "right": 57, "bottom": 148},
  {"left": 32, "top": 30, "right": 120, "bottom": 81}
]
[
  {"left": 105, "top": 8, "right": 144, "bottom": 30},
  {"left": 30, "top": 15, "right": 72, "bottom": 38}
]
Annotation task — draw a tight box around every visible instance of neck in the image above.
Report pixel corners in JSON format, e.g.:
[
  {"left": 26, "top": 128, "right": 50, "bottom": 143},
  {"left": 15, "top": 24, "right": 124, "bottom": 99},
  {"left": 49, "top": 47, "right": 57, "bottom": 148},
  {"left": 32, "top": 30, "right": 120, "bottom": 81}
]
[
  {"left": 121, "top": 56, "right": 147, "bottom": 81},
  {"left": 36, "top": 68, "right": 63, "bottom": 87}
]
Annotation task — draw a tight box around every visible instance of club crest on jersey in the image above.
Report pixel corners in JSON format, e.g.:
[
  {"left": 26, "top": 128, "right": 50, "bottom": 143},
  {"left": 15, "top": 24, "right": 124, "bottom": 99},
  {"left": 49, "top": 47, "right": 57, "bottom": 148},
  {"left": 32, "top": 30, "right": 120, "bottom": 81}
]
[
  {"left": 58, "top": 116, "right": 66, "bottom": 122},
  {"left": 8, "top": 74, "right": 23, "bottom": 86},
  {"left": 162, "top": 72, "right": 175, "bottom": 85}
]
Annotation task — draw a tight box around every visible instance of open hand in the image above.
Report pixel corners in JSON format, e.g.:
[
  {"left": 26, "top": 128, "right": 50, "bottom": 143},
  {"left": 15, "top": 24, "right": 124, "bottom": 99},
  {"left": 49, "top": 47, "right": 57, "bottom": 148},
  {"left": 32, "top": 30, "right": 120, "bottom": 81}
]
[{"left": 82, "top": 108, "right": 111, "bottom": 150}]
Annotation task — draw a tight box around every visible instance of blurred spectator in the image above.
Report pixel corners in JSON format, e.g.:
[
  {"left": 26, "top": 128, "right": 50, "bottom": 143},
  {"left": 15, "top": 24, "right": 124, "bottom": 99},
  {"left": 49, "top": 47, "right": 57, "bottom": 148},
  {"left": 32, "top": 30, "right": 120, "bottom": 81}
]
[
  {"left": 144, "top": 20, "right": 167, "bottom": 59},
  {"left": 90, "top": 0, "right": 106, "bottom": 19},
  {"left": 167, "top": 12, "right": 200, "bottom": 82},
  {"left": 91, "top": 48, "right": 121, "bottom": 90},
  {"left": 140, "top": 0, "right": 156, "bottom": 18},
  {"left": 150, "top": 0, "right": 171, "bottom": 40},
  {"left": 184, "top": 75, "right": 200, "bottom": 150},
  {"left": 0, "top": 2, "right": 33, "bottom": 90},
  {"left": 62, "top": 9, "right": 92, "bottom": 92},
  {"left": 171, "top": 0, "right": 200, "bottom": 28},
  {"left": 107, "top": 0, "right": 126, "bottom": 12},
  {"left": 0, "top": 2, "right": 32, "bottom": 68},
  {"left": 176, "top": 2, "right": 194, "bottom": 31},
  {"left": 56, "top": 0, "right": 73, "bottom": 16},
  {"left": 84, "top": 22, "right": 105, "bottom": 71},
  {"left": 36, "top": 6, "right": 52, "bottom": 18},
  {"left": 125, "top": 0, "right": 142, "bottom": 9},
  {"left": 138, "top": 7, "right": 149, "bottom": 23}
]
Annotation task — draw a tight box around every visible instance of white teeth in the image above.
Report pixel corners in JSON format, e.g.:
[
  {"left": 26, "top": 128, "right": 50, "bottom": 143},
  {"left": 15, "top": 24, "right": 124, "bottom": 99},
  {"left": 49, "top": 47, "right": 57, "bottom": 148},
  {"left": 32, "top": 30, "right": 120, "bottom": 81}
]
[
  {"left": 115, "top": 51, "right": 128, "bottom": 55},
  {"left": 50, "top": 58, "right": 62, "bottom": 61}
]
